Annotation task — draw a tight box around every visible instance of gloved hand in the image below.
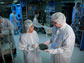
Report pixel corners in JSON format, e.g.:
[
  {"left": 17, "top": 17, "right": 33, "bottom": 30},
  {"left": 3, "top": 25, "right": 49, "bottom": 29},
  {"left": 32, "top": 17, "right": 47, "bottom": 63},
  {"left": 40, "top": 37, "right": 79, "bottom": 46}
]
[
  {"left": 44, "top": 49, "right": 53, "bottom": 53},
  {"left": 44, "top": 40, "right": 50, "bottom": 45},
  {"left": 44, "top": 49, "right": 60, "bottom": 54},
  {"left": 32, "top": 44, "right": 38, "bottom": 48}
]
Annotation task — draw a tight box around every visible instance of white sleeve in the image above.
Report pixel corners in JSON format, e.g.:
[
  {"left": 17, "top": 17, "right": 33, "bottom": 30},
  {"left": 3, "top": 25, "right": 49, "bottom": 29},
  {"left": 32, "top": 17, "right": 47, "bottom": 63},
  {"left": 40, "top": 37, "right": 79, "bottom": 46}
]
[
  {"left": 7, "top": 19, "right": 14, "bottom": 29},
  {"left": 34, "top": 31, "right": 39, "bottom": 43},
  {"left": 3, "top": 19, "right": 14, "bottom": 30},
  {"left": 19, "top": 35, "right": 28, "bottom": 51},
  {"left": 50, "top": 32, "right": 75, "bottom": 54},
  {"left": 12, "top": 14, "right": 17, "bottom": 22},
  {"left": 19, "top": 34, "right": 35, "bottom": 51}
]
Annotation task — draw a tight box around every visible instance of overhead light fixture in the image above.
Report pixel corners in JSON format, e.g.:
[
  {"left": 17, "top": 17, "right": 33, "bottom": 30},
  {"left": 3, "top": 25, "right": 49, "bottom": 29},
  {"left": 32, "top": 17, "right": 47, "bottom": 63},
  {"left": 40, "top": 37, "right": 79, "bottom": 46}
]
[
  {"left": 12, "top": 0, "right": 18, "bottom": 4},
  {"left": 13, "top": 0, "right": 18, "bottom": 3},
  {"left": 0, "top": 2, "right": 5, "bottom": 4}
]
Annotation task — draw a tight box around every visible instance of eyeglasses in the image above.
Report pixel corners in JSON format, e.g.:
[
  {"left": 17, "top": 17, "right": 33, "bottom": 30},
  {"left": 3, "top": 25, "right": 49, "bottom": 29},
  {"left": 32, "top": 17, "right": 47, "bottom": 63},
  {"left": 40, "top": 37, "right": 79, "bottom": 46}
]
[{"left": 52, "top": 21, "right": 57, "bottom": 25}]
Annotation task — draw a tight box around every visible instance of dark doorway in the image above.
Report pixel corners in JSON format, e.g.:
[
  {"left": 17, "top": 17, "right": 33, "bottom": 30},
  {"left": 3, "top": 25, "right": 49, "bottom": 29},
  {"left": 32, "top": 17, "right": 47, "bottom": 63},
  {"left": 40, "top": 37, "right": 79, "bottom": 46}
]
[{"left": 62, "top": 3, "right": 75, "bottom": 25}]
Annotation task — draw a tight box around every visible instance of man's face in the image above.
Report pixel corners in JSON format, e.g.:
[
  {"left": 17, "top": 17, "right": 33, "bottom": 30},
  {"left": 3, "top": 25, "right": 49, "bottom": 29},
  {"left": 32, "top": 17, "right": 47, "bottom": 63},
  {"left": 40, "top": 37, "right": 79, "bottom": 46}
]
[
  {"left": 13, "top": 11, "right": 16, "bottom": 14},
  {"left": 0, "top": 19, "right": 3, "bottom": 23},
  {"left": 52, "top": 21, "right": 62, "bottom": 28}
]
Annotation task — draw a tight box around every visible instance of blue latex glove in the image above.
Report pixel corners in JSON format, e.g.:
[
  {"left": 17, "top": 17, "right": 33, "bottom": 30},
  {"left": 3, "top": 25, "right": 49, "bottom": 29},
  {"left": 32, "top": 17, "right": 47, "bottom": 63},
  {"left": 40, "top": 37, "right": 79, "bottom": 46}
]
[{"left": 51, "top": 42, "right": 59, "bottom": 49}]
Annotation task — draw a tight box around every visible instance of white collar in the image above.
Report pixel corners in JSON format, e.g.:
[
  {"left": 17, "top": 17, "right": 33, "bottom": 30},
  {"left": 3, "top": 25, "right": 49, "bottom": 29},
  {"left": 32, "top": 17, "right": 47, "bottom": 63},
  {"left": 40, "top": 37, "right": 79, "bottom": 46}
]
[
  {"left": 60, "top": 23, "right": 67, "bottom": 29},
  {"left": 1, "top": 19, "right": 4, "bottom": 24},
  {"left": 56, "top": 23, "right": 67, "bottom": 30}
]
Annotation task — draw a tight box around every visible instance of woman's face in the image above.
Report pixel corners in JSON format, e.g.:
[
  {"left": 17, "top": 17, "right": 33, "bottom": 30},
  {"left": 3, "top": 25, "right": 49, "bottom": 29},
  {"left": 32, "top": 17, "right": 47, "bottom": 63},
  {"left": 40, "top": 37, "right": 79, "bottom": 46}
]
[
  {"left": 52, "top": 21, "right": 62, "bottom": 28},
  {"left": 28, "top": 24, "right": 34, "bottom": 33}
]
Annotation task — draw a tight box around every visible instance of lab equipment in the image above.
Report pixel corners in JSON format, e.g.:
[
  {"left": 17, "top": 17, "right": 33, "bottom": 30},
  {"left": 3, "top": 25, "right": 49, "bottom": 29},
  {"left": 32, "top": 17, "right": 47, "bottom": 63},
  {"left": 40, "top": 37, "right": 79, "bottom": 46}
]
[{"left": 0, "top": 30, "right": 14, "bottom": 63}]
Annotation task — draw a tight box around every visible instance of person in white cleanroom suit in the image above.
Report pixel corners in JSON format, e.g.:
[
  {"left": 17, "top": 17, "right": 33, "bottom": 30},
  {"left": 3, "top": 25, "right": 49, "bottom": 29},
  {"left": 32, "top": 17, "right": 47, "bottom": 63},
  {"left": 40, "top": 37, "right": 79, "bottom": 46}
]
[
  {"left": 33, "top": 15, "right": 43, "bottom": 26},
  {"left": 10, "top": 11, "right": 18, "bottom": 35},
  {"left": 33, "top": 15, "right": 39, "bottom": 25},
  {"left": 0, "top": 16, "right": 13, "bottom": 30},
  {"left": 72, "top": 2, "right": 81, "bottom": 25},
  {"left": 0, "top": 16, "right": 16, "bottom": 50},
  {"left": 44, "top": 12, "right": 75, "bottom": 63},
  {"left": 19, "top": 20, "right": 42, "bottom": 63}
]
